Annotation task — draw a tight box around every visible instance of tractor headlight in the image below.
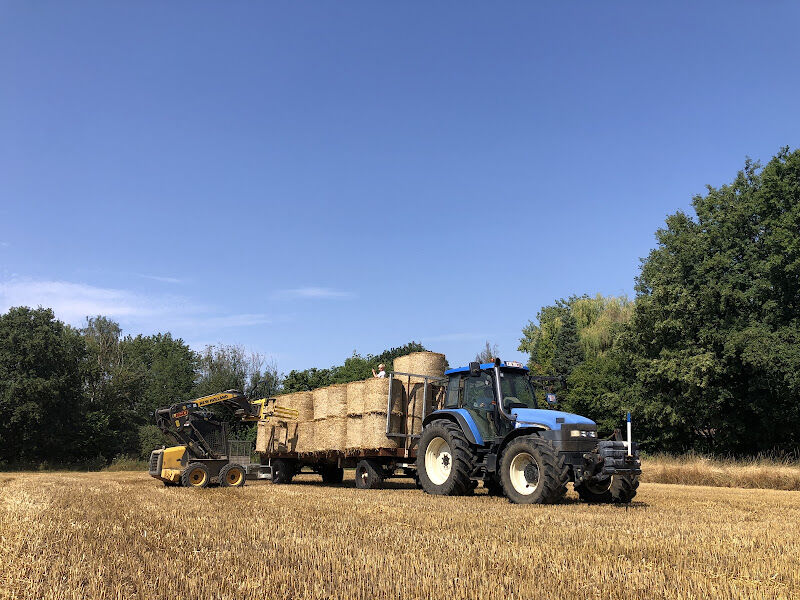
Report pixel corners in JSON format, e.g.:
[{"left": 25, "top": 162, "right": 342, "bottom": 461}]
[{"left": 570, "top": 429, "right": 597, "bottom": 438}]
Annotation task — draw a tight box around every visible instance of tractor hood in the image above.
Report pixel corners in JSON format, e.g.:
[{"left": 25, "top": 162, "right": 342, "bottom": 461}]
[{"left": 511, "top": 408, "right": 595, "bottom": 430}]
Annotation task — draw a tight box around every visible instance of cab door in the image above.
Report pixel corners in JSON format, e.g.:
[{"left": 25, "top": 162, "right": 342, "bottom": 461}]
[{"left": 462, "top": 372, "right": 498, "bottom": 442}]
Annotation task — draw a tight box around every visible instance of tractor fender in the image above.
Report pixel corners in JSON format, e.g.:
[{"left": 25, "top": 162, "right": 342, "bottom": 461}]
[
  {"left": 496, "top": 425, "right": 550, "bottom": 460},
  {"left": 422, "top": 409, "right": 482, "bottom": 445}
]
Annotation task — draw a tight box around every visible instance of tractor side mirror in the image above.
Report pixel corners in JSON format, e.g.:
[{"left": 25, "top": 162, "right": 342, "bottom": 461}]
[{"left": 469, "top": 362, "right": 481, "bottom": 377}]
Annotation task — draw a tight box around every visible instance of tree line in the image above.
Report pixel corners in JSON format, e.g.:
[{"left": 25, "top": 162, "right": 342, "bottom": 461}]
[
  {"left": 516, "top": 148, "right": 800, "bottom": 455},
  {"left": 0, "top": 307, "right": 424, "bottom": 468}
]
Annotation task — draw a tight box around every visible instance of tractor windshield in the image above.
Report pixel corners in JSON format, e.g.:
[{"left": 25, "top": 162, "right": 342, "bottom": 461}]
[{"left": 498, "top": 370, "right": 537, "bottom": 410}]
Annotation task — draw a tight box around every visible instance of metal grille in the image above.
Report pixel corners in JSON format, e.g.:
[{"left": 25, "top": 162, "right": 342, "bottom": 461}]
[
  {"left": 148, "top": 451, "right": 162, "bottom": 476},
  {"left": 228, "top": 440, "right": 253, "bottom": 465}
]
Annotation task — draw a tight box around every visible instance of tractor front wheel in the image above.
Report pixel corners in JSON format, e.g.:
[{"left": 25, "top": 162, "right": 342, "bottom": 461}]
[
  {"left": 575, "top": 474, "right": 639, "bottom": 503},
  {"left": 416, "top": 420, "right": 473, "bottom": 496},
  {"left": 219, "top": 463, "right": 246, "bottom": 488},
  {"left": 181, "top": 463, "right": 211, "bottom": 488},
  {"left": 610, "top": 474, "right": 639, "bottom": 503},
  {"left": 499, "top": 436, "right": 568, "bottom": 504}
]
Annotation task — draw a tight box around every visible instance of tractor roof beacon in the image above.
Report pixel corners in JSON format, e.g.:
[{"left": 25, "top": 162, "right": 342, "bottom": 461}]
[{"left": 415, "top": 358, "right": 641, "bottom": 504}]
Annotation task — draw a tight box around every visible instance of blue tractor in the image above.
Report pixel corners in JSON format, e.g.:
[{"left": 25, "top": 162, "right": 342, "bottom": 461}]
[{"left": 415, "top": 359, "right": 641, "bottom": 504}]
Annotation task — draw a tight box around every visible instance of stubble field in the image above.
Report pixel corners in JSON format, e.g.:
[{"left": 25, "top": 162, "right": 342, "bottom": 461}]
[{"left": 1, "top": 471, "right": 799, "bottom": 600}]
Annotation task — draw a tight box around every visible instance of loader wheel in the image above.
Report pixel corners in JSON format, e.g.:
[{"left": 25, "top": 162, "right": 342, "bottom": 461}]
[
  {"left": 610, "top": 474, "right": 639, "bottom": 503},
  {"left": 500, "top": 436, "right": 568, "bottom": 504},
  {"left": 321, "top": 466, "right": 344, "bottom": 484},
  {"left": 271, "top": 459, "right": 294, "bottom": 484},
  {"left": 354, "top": 459, "right": 383, "bottom": 489},
  {"left": 416, "top": 420, "right": 473, "bottom": 496},
  {"left": 182, "top": 463, "right": 210, "bottom": 488},
  {"left": 219, "top": 464, "right": 246, "bottom": 488}
]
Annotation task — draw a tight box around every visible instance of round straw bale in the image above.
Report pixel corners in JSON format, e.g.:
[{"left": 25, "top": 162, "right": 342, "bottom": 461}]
[
  {"left": 314, "top": 417, "right": 347, "bottom": 452},
  {"left": 346, "top": 380, "right": 365, "bottom": 416},
  {"left": 312, "top": 387, "right": 328, "bottom": 421},
  {"left": 394, "top": 351, "right": 446, "bottom": 380},
  {"left": 326, "top": 384, "right": 348, "bottom": 419},
  {"left": 360, "top": 413, "right": 402, "bottom": 450},
  {"left": 346, "top": 415, "right": 363, "bottom": 449},
  {"left": 362, "top": 377, "right": 404, "bottom": 415},
  {"left": 295, "top": 421, "right": 315, "bottom": 454}
]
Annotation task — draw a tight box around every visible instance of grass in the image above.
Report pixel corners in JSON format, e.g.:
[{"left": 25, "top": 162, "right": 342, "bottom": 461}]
[
  {"left": 1, "top": 471, "right": 800, "bottom": 599},
  {"left": 642, "top": 454, "right": 800, "bottom": 491}
]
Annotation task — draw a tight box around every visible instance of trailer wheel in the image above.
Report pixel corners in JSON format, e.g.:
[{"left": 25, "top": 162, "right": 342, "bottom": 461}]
[
  {"left": 499, "top": 436, "right": 568, "bottom": 504},
  {"left": 182, "top": 463, "right": 210, "bottom": 488},
  {"left": 416, "top": 419, "right": 473, "bottom": 496},
  {"left": 354, "top": 459, "right": 383, "bottom": 489},
  {"left": 271, "top": 459, "right": 294, "bottom": 484},
  {"left": 610, "top": 474, "right": 639, "bottom": 503},
  {"left": 321, "top": 466, "right": 344, "bottom": 484},
  {"left": 219, "top": 463, "right": 246, "bottom": 487}
]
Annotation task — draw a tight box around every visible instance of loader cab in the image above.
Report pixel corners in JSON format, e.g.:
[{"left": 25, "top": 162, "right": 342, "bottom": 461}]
[{"left": 443, "top": 361, "right": 534, "bottom": 443}]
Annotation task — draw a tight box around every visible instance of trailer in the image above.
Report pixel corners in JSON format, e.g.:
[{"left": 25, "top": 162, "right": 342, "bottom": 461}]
[{"left": 257, "top": 370, "right": 445, "bottom": 489}]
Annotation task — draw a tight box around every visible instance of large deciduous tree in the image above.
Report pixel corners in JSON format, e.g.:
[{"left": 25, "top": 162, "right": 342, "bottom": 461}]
[{"left": 624, "top": 148, "right": 800, "bottom": 453}]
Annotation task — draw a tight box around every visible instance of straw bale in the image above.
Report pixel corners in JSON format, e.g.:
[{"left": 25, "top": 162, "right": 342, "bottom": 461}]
[
  {"left": 314, "top": 417, "right": 347, "bottom": 452},
  {"left": 255, "top": 420, "right": 269, "bottom": 453},
  {"left": 361, "top": 413, "right": 403, "bottom": 449},
  {"left": 406, "top": 415, "right": 423, "bottom": 438},
  {"left": 346, "top": 415, "right": 363, "bottom": 449},
  {"left": 362, "top": 377, "right": 404, "bottom": 415},
  {"left": 275, "top": 391, "right": 313, "bottom": 422},
  {"left": 295, "top": 421, "right": 316, "bottom": 454},
  {"left": 393, "top": 351, "right": 446, "bottom": 380},
  {"left": 312, "top": 387, "right": 328, "bottom": 421},
  {"left": 326, "top": 384, "right": 348, "bottom": 419},
  {"left": 346, "top": 380, "right": 365, "bottom": 416},
  {"left": 256, "top": 420, "right": 298, "bottom": 453}
]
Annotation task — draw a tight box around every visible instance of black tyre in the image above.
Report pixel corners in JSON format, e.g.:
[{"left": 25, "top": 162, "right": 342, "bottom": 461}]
[
  {"left": 219, "top": 463, "right": 246, "bottom": 488},
  {"left": 499, "top": 436, "right": 568, "bottom": 504},
  {"left": 610, "top": 474, "right": 639, "bottom": 503},
  {"left": 321, "top": 466, "right": 344, "bottom": 484},
  {"left": 163, "top": 480, "right": 180, "bottom": 487},
  {"left": 484, "top": 477, "right": 504, "bottom": 497},
  {"left": 416, "top": 419, "right": 473, "bottom": 496},
  {"left": 271, "top": 459, "right": 294, "bottom": 484},
  {"left": 181, "top": 463, "right": 211, "bottom": 488},
  {"left": 355, "top": 459, "right": 383, "bottom": 489}
]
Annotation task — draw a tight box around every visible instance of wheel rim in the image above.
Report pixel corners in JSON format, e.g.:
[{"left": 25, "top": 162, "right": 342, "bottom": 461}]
[
  {"left": 358, "top": 467, "right": 368, "bottom": 484},
  {"left": 509, "top": 452, "right": 539, "bottom": 495},
  {"left": 584, "top": 477, "right": 611, "bottom": 495},
  {"left": 226, "top": 468, "right": 244, "bottom": 486},
  {"left": 188, "top": 468, "right": 207, "bottom": 487},
  {"left": 425, "top": 436, "right": 452, "bottom": 486}
]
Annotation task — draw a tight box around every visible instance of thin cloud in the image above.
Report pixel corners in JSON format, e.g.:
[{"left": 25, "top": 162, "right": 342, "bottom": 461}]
[
  {"left": 272, "top": 287, "right": 353, "bottom": 300},
  {"left": 0, "top": 277, "right": 274, "bottom": 332},
  {"left": 137, "top": 274, "right": 184, "bottom": 284},
  {"left": 0, "top": 242, "right": 9, "bottom": 248}
]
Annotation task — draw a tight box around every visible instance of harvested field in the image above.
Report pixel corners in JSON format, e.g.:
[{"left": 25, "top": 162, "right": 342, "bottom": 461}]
[
  {"left": 1, "top": 472, "right": 799, "bottom": 600},
  {"left": 642, "top": 454, "right": 800, "bottom": 491}
]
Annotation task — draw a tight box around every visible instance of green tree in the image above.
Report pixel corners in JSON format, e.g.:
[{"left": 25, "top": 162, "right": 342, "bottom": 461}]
[
  {"left": 475, "top": 341, "right": 498, "bottom": 363},
  {"left": 624, "top": 148, "right": 800, "bottom": 453},
  {"left": 552, "top": 313, "right": 583, "bottom": 378},
  {"left": 0, "top": 307, "right": 86, "bottom": 466}
]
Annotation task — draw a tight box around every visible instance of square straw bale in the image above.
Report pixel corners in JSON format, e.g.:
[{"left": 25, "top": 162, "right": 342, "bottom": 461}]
[
  {"left": 295, "top": 421, "right": 316, "bottom": 454},
  {"left": 312, "top": 387, "right": 328, "bottom": 421},
  {"left": 361, "top": 413, "right": 403, "bottom": 449},
  {"left": 325, "top": 384, "right": 348, "bottom": 419},
  {"left": 275, "top": 391, "right": 313, "bottom": 422},
  {"left": 314, "top": 417, "right": 347, "bottom": 452}
]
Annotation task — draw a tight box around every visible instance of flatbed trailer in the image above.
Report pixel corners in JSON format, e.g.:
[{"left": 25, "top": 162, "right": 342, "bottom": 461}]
[{"left": 258, "top": 371, "right": 444, "bottom": 489}]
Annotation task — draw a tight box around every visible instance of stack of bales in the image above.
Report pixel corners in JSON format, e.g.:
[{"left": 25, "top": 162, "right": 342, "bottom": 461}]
[
  {"left": 393, "top": 352, "right": 447, "bottom": 437},
  {"left": 254, "top": 391, "right": 313, "bottom": 454},
  {"left": 313, "top": 384, "right": 348, "bottom": 452},
  {"left": 360, "top": 377, "right": 405, "bottom": 450}
]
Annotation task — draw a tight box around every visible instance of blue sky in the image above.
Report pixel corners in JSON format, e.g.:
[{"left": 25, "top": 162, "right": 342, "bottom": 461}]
[{"left": 1, "top": 3, "right": 799, "bottom": 373}]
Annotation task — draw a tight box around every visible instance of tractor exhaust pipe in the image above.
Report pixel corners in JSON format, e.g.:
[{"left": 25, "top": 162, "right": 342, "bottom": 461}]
[
  {"left": 627, "top": 412, "right": 632, "bottom": 457},
  {"left": 493, "top": 358, "right": 514, "bottom": 422}
]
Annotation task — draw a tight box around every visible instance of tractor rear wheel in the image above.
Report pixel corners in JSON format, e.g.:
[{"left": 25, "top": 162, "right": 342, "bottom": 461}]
[
  {"left": 321, "top": 466, "right": 344, "bottom": 484},
  {"left": 182, "top": 463, "right": 211, "bottom": 488},
  {"left": 219, "top": 463, "right": 246, "bottom": 487},
  {"left": 271, "top": 459, "right": 294, "bottom": 484},
  {"left": 610, "top": 474, "right": 639, "bottom": 503},
  {"left": 416, "top": 420, "right": 473, "bottom": 496},
  {"left": 499, "top": 436, "right": 568, "bottom": 504},
  {"left": 354, "top": 459, "right": 383, "bottom": 489}
]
